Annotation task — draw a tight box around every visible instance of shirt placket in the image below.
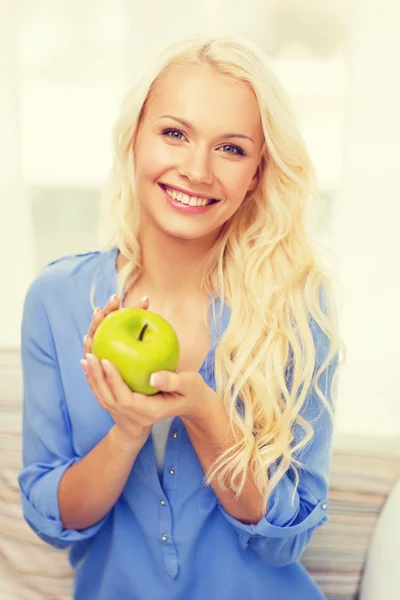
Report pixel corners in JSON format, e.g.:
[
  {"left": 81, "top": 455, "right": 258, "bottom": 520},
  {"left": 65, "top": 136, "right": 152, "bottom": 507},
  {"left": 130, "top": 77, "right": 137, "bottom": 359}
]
[{"left": 140, "top": 417, "right": 182, "bottom": 579}]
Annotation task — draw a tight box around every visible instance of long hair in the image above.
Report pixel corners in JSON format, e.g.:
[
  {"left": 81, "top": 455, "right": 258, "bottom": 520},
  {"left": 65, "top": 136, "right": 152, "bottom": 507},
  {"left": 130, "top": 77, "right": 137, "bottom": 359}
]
[{"left": 92, "top": 33, "right": 345, "bottom": 515}]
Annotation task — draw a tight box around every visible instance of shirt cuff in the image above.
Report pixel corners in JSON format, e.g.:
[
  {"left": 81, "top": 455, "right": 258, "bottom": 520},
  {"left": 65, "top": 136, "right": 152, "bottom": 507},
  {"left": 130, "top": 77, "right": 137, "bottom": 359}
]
[
  {"left": 19, "top": 458, "right": 109, "bottom": 546},
  {"left": 218, "top": 497, "right": 329, "bottom": 541}
]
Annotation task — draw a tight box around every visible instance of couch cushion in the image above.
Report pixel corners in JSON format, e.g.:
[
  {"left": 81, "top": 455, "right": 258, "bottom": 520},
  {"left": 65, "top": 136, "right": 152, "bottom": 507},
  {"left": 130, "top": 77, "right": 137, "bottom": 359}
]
[
  {"left": 301, "top": 436, "right": 400, "bottom": 600},
  {"left": 358, "top": 479, "right": 400, "bottom": 600},
  {"left": 0, "top": 349, "right": 73, "bottom": 599}
]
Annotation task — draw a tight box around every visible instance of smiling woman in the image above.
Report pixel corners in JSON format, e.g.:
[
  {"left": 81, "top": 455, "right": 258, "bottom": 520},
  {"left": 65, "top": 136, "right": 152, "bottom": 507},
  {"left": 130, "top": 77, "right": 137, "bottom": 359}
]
[
  {"left": 18, "top": 33, "right": 345, "bottom": 600},
  {"left": 128, "top": 61, "right": 263, "bottom": 247}
]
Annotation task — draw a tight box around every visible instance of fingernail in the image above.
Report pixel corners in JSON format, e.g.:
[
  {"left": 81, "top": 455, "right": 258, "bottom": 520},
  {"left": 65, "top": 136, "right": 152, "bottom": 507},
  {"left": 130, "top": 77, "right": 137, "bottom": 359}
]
[
  {"left": 80, "top": 359, "right": 88, "bottom": 373},
  {"left": 83, "top": 335, "right": 88, "bottom": 342},
  {"left": 102, "top": 359, "right": 111, "bottom": 374},
  {"left": 140, "top": 295, "right": 149, "bottom": 303},
  {"left": 150, "top": 373, "right": 166, "bottom": 387},
  {"left": 109, "top": 294, "right": 117, "bottom": 303},
  {"left": 93, "top": 307, "right": 101, "bottom": 316}
]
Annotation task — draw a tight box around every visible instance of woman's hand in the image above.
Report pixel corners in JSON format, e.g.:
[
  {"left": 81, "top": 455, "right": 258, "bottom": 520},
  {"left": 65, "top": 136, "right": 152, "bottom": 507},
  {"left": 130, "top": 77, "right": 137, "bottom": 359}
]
[
  {"left": 81, "top": 293, "right": 153, "bottom": 446},
  {"left": 81, "top": 294, "right": 220, "bottom": 442},
  {"left": 146, "top": 370, "right": 220, "bottom": 428},
  {"left": 82, "top": 293, "right": 149, "bottom": 359}
]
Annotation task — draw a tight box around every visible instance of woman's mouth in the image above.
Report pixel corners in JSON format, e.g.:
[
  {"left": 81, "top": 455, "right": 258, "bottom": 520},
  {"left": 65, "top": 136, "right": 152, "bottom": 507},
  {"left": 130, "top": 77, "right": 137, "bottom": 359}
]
[{"left": 159, "top": 184, "right": 220, "bottom": 215}]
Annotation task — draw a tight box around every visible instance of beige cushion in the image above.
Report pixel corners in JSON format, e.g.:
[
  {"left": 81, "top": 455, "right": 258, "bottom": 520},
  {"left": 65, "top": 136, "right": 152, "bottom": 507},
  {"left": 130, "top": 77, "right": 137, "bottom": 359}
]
[
  {"left": 0, "top": 349, "right": 73, "bottom": 599},
  {"left": 302, "top": 435, "right": 400, "bottom": 599},
  {"left": 359, "top": 479, "right": 400, "bottom": 600}
]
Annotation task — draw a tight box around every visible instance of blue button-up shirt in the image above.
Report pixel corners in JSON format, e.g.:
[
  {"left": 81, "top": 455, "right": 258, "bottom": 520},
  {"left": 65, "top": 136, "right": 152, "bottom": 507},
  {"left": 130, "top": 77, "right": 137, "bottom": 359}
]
[{"left": 18, "top": 247, "right": 337, "bottom": 600}]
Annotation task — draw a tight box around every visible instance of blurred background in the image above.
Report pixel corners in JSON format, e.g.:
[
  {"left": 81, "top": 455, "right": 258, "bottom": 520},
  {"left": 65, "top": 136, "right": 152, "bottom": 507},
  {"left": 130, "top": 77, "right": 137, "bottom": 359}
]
[{"left": 2, "top": 0, "right": 398, "bottom": 437}]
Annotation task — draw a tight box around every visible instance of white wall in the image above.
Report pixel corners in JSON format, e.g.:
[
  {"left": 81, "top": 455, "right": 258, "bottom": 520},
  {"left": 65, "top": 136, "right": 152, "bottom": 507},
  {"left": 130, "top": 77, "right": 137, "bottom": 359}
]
[
  {"left": 0, "top": 0, "right": 399, "bottom": 437},
  {"left": 0, "top": 1, "right": 36, "bottom": 347},
  {"left": 332, "top": 0, "right": 400, "bottom": 436}
]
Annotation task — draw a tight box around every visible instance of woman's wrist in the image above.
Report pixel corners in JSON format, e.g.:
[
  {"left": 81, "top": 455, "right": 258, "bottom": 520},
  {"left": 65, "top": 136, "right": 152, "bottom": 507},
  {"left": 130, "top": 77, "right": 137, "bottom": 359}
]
[{"left": 108, "top": 424, "right": 149, "bottom": 455}]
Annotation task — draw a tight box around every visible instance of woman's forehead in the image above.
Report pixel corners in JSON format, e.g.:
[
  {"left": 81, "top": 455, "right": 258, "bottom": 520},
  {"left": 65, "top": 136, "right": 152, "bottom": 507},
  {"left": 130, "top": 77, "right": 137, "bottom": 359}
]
[{"left": 146, "top": 64, "right": 263, "bottom": 142}]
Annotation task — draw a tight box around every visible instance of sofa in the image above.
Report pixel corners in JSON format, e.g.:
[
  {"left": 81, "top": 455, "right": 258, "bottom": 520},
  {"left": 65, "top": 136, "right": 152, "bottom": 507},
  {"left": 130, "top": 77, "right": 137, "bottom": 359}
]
[{"left": 1, "top": 348, "right": 399, "bottom": 599}]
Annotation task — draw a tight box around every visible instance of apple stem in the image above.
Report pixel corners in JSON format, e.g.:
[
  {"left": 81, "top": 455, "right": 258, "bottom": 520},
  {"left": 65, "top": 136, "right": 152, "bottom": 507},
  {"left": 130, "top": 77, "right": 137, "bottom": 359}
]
[{"left": 138, "top": 323, "right": 148, "bottom": 341}]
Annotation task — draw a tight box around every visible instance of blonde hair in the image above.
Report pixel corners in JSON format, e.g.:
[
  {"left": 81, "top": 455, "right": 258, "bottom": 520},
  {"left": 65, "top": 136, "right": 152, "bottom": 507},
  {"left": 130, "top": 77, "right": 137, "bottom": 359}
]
[{"left": 93, "top": 33, "right": 345, "bottom": 516}]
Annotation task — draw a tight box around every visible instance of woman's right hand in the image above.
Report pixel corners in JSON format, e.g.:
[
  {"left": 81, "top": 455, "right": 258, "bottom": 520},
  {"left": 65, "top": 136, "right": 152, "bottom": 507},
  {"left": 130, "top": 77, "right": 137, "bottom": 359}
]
[{"left": 81, "top": 294, "right": 153, "bottom": 447}]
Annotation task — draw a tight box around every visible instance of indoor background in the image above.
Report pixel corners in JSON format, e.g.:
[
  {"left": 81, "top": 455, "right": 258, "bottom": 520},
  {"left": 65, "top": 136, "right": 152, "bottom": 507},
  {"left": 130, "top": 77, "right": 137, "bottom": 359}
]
[
  {"left": 1, "top": 0, "right": 398, "bottom": 437},
  {"left": 0, "top": 2, "right": 399, "bottom": 597}
]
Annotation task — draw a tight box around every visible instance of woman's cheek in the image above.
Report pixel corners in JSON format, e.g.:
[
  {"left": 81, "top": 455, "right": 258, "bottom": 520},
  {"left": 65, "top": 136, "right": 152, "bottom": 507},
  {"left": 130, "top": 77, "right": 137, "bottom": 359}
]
[
  {"left": 220, "top": 169, "right": 246, "bottom": 198},
  {"left": 150, "top": 143, "right": 180, "bottom": 171}
]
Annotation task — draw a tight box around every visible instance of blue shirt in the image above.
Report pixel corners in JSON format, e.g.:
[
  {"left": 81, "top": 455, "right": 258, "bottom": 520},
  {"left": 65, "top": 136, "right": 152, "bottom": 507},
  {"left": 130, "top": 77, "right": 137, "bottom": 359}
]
[{"left": 18, "top": 247, "right": 337, "bottom": 600}]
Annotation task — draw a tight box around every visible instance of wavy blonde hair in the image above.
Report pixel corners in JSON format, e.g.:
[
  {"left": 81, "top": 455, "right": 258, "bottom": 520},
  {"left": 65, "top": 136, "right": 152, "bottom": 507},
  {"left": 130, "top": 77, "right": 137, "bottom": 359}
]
[{"left": 93, "top": 33, "right": 346, "bottom": 516}]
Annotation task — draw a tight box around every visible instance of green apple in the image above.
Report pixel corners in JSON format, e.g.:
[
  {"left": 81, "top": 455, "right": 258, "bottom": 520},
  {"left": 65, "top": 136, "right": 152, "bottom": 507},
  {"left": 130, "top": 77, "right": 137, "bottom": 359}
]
[{"left": 91, "top": 307, "right": 180, "bottom": 395}]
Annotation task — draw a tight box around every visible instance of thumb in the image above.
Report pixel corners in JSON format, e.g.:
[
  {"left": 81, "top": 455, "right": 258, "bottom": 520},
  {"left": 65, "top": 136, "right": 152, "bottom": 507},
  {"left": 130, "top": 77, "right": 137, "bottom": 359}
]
[{"left": 149, "top": 371, "right": 201, "bottom": 395}]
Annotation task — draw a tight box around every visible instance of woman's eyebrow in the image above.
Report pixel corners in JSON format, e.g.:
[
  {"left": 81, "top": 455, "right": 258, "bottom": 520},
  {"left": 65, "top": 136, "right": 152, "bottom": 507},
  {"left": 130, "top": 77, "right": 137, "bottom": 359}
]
[{"left": 158, "top": 114, "right": 255, "bottom": 143}]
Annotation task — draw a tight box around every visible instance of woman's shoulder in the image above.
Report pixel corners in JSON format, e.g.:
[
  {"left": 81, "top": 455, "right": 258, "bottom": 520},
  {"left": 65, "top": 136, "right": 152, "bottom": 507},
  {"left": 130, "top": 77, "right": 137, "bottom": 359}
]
[
  {"left": 44, "top": 247, "right": 114, "bottom": 278},
  {"left": 24, "top": 247, "right": 117, "bottom": 309}
]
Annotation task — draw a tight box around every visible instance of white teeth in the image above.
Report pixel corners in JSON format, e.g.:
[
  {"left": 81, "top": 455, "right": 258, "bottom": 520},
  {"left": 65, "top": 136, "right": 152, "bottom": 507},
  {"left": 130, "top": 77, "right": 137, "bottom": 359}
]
[
  {"left": 164, "top": 186, "right": 212, "bottom": 207},
  {"left": 181, "top": 193, "right": 190, "bottom": 204}
]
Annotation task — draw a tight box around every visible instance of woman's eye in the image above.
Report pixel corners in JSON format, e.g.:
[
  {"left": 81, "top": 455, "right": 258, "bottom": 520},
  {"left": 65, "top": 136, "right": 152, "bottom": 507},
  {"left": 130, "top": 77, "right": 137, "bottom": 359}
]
[
  {"left": 162, "top": 128, "right": 185, "bottom": 140},
  {"left": 221, "top": 144, "right": 245, "bottom": 156},
  {"left": 161, "top": 130, "right": 245, "bottom": 156}
]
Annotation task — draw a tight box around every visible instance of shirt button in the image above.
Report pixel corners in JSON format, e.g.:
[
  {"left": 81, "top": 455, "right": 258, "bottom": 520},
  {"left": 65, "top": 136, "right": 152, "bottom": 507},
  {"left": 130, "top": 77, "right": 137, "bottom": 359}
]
[
  {"left": 322, "top": 503, "right": 327, "bottom": 510},
  {"left": 169, "top": 468, "right": 175, "bottom": 475},
  {"left": 172, "top": 431, "right": 178, "bottom": 438},
  {"left": 162, "top": 535, "right": 168, "bottom": 542},
  {"left": 160, "top": 500, "right": 165, "bottom": 505}
]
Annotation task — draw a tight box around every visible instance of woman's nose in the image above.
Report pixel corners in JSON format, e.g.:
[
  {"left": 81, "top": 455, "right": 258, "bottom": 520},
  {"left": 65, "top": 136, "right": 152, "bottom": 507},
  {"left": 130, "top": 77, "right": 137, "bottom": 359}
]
[{"left": 178, "top": 147, "right": 213, "bottom": 185}]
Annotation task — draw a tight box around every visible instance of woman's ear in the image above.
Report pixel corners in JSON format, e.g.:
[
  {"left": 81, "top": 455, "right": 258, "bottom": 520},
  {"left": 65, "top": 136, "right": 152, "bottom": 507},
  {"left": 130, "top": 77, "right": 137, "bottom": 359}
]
[{"left": 247, "top": 166, "right": 260, "bottom": 192}]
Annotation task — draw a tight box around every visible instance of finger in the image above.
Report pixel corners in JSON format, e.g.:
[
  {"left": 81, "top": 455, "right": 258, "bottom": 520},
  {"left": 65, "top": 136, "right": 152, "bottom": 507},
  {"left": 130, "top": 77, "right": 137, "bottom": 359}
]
[
  {"left": 83, "top": 295, "right": 149, "bottom": 359},
  {"left": 87, "top": 306, "right": 105, "bottom": 340},
  {"left": 101, "top": 360, "right": 169, "bottom": 427},
  {"left": 81, "top": 358, "right": 107, "bottom": 408},
  {"left": 149, "top": 370, "right": 202, "bottom": 395},
  {"left": 83, "top": 308, "right": 107, "bottom": 358},
  {"left": 129, "top": 389, "right": 180, "bottom": 424},
  {"left": 81, "top": 363, "right": 104, "bottom": 409},
  {"left": 103, "top": 294, "right": 120, "bottom": 317},
  {"left": 136, "top": 295, "right": 150, "bottom": 310},
  {"left": 85, "top": 353, "right": 118, "bottom": 410},
  {"left": 81, "top": 358, "right": 89, "bottom": 375},
  {"left": 101, "top": 359, "right": 136, "bottom": 407},
  {"left": 83, "top": 329, "right": 100, "bottom": 358},
  {"left": 83, "top": 334, "right": 91, "bottom": 359},
  {"left": 84, "top": 296, "right": 120, "bottom": 358},
  {"left": 88, "top": 295, "right": 147, "bottom": 339}
]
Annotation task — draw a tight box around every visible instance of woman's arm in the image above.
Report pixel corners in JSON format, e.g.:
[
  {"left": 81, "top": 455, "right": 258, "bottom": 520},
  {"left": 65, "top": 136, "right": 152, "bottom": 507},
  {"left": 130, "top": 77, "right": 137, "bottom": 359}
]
[
  {"left": 58, "top": 424, "right": 147, "bottom": 530},
  {"left": 19, "top": 268, "right": 153, "bottom": 545},
  {"left": 18, "top": 273, "right": 144, "bottom": 548},
  {"left": 213, "top": 306, "right": 338, "bottom": 568},
  {"left": 182, "top": 408, "right": 265, "bottom": 525}
]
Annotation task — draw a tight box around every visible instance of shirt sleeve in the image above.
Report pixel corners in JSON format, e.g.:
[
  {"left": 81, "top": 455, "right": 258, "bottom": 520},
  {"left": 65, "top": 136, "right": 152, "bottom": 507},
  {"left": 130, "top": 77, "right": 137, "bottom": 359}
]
[
  {"left": 18, "top": 276, "right": 110, "bottom": 549},
  {"left": 217, "top": 296, "right": 338, "bottom": 568}
]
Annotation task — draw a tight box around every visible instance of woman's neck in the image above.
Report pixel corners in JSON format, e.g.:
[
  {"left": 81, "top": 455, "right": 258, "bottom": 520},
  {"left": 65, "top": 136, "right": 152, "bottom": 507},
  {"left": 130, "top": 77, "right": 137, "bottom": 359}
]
[{"left": 116, "top": 225, "right": 217, "bottom": 303}]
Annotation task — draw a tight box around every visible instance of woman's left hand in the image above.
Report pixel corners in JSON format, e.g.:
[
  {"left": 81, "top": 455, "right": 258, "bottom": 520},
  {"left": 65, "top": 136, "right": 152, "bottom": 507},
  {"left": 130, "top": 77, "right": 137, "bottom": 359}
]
[
  {"left": 82, "top": 357, "right": 219, "bottom": 429},
  {"left": 148, "top": 369, "right": 219, "bottom": 426}
]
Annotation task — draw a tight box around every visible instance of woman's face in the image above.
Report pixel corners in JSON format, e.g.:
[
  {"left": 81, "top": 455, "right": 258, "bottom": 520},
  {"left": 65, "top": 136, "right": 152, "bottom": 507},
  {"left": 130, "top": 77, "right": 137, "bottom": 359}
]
[{"left": 133, "top": 63, "right": 264, "bottom": 241}]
